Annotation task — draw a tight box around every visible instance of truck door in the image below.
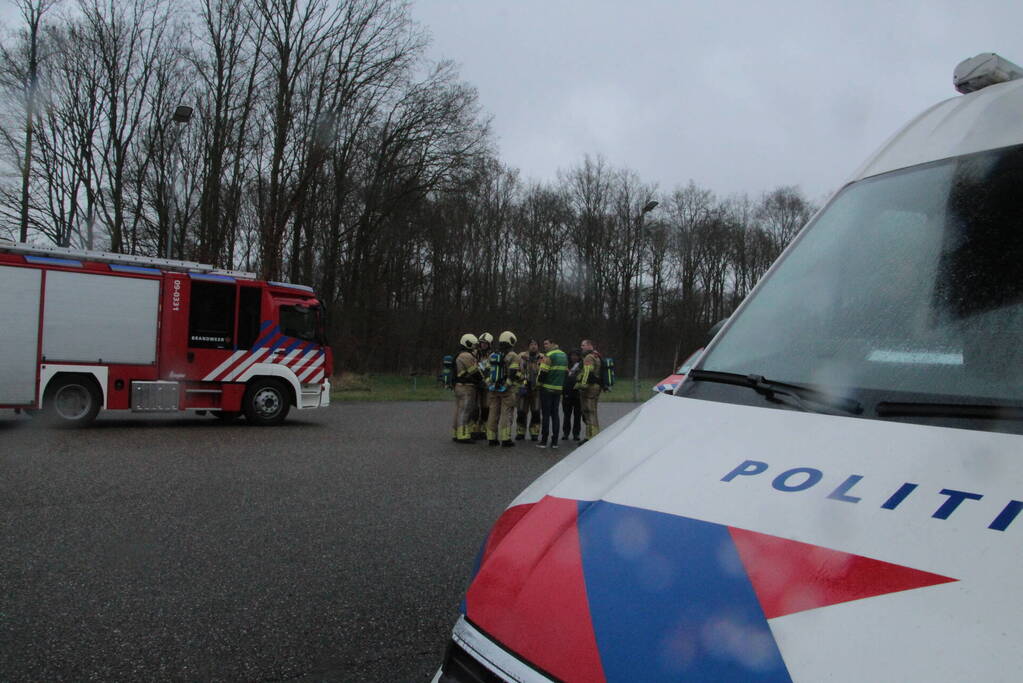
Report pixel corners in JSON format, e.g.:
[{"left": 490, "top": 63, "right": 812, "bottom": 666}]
[
  {"left": 189, "top": 280, "right": 269, "bottom": 384},
  {"left": 272, "top": 297, "right": 328, "bottom": 384},
  {"left": 187, "top": 277, "right": 238, "bottom": 381}
]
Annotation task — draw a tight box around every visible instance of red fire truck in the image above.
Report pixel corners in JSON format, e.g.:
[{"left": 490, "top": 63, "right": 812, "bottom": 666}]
[{"left": 0, "top": 239, "right": 332, "bottom": 427}]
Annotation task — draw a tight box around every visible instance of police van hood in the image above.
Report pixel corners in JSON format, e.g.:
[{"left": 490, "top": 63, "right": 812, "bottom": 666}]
[{"left": 464, "top": 394, "right": 1023, "bottom": 682}]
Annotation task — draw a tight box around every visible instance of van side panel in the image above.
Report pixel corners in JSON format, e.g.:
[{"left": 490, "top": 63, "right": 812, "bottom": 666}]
[
  {"left": 0, "top": 265, "right": 42, "bottom": 405},
  {"left": 42, "top": 271, "right": 159, "bottom": 365}
]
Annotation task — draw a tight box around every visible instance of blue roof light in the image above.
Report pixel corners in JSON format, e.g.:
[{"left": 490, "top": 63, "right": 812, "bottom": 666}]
[
  {"left": 25, "top": 255, "right": 83, "bottom": 267},
  {"left": 111, "top": 264, "right": 162, "bottom": 276},
  {"left": 189, "top": 272, "right": 236, "bottom": 283}
]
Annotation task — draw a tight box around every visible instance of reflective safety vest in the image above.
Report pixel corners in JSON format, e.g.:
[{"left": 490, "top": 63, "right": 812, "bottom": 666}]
[{"left": 539, "top": 347, "right": 568, "bottom": 392}]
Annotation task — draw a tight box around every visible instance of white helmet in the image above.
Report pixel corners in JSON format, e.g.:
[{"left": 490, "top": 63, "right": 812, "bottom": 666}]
[
  {"left": 460, "top": 333, "right": 478, "bottom": 350},
  {"left": 478, "top": 332, "right": 494, "bottom": 345},
  {"left": 498, "top": 330, "right": 517, "bottom": 346}
]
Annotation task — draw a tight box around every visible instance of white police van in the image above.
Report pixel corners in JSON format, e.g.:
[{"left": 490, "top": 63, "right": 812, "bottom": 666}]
[{"left": 434, "top": 53, "right": 1023, "bottom": 682}]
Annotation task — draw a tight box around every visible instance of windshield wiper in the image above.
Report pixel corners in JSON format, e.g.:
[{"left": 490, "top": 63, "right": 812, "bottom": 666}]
[
  {"left": 687, "top": 369, "right": 864, "bottom": 416},
  {"left": 876, "top": 402, "right": 1023, "bottom": 420}
]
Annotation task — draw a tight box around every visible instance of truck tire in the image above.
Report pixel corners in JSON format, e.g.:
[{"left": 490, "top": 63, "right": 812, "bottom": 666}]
[
  {"left": 242, "top": 378, "right": 291, "bottom": 426},
  {"left": 42, "top": 375, "right": 102, "bottom": 428}
]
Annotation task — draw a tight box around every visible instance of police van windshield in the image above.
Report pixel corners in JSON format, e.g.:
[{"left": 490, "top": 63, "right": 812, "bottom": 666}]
[{"left": 697, "top": 144, "right": 1023, "bottom": 414}]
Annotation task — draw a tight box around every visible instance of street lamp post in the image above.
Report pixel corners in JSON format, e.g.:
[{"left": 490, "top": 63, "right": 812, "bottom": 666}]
[
  {"left": 633, "top": 199, "right": 659, "bottom": 402},
  {"left": 166, "top": 105, "right": 193, "bottom": 259}
]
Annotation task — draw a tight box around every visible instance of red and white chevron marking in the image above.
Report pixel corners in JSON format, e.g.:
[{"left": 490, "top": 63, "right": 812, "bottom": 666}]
[{"left": 202, "top": 341, "right": 325, "bottom": 384}]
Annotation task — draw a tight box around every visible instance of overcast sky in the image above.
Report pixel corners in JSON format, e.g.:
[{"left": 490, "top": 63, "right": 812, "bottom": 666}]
[
  {"left": 409, "top": 0, "right": 1023, "bottom": 200},
  {"left": 3, "top": 1, "right": 1020, "bottom": 201}
]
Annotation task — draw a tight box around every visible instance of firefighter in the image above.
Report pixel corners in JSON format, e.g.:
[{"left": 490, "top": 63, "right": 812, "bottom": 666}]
[
  {"left": 472, "top": 332, "right": 494, "bottom": 439},
  {"left": 516, "top": 339, "right": 542, "bottom": 440},
  {"left": 579, "top": 338, "right": 603, "bottom": 443},
  {"left": 452, "top": 333, "right": 480, "bottom": 443},
  {"left": 536, "top": 338, "right": 568, "bottom": 449},
  {"left": 486, "top": 331, "right": 521, "bottom": 447}
]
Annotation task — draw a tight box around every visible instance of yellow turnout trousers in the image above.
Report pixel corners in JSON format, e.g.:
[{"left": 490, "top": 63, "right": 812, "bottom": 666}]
[
  {"left": 487, "top": 389, "right": 518, "bottom": 442},
  {"left": 581, "top": 384, "right": 601, "bottom": 439},
  {"left": 453, "top": 384, "right": 476, "bottom": 440}
]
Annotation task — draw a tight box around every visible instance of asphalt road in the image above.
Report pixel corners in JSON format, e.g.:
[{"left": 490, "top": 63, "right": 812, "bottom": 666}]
[{"left": 0, "top": 400, "right": 639, "bottom": 682}]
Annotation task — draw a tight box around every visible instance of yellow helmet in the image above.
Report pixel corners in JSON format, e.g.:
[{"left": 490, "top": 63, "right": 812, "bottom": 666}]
[
  {"left": 478, "top": 332, "right": 494, "bottom": 345},
  {"left": 460, "top": 333, "right": 478, "bottom": 350},
  {"left": 498, "top": 330, "right": 517, "bottom": 346}
]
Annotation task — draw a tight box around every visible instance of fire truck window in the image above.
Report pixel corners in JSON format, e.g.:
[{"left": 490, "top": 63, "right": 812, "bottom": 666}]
[
  {"left": 237, "top": 287, "right": 262, "bottom": 349},
  {"left": 280, "top": 304, "right": 317, "bottom": 342},
  {"left": 189, "top": 281, "right": 236, "bottom": 349}
]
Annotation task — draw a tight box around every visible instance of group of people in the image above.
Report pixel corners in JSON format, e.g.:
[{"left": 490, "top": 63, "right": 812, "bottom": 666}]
[{"left": 449, "top": 331, "right": 606, "bottom": 449}]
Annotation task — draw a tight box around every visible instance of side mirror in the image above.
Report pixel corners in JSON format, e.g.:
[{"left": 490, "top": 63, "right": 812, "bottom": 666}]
[{"left": 704, "top": 318, "right": 728, "bottom": 346}]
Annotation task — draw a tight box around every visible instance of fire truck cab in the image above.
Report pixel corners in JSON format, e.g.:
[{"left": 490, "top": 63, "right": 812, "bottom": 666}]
[{"left": 0, "top": 240, "right": 332, "bottom": 427}]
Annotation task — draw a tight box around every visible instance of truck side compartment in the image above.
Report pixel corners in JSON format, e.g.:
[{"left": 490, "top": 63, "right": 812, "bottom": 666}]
[{"left": 0, "top": 265, "right": 42, "bottom": 406}]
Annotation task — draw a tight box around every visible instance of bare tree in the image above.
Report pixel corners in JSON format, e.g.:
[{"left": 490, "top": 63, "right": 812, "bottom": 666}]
[
  {"left": 185, "top": 0, "right": 261, "bottom": 265},
  {"left": 28, "top": 19, "right": 101, "bottom": 247},
  {"left": 75, "top": 0, "right": 179, "bottom": 252},
  {"left": 758, "top": 185, "right": 814, "bottom": 251},
  {"left": 252, "top": 0, "right": 350, "bottom": 280},
  {"left": 15, "top": 1, "right": 60, "bottom": 242},
  {"left": 561, "top": 155, "right": 616, "bottom": 334},
  {"left": 0, "top": 0, "right": 60, "bottom": 240},
  {"left": 666, "top": 181, "right": 716, "bottom": 333}
]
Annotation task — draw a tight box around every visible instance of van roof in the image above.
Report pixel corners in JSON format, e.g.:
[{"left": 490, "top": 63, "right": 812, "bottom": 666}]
[{"left": 850, "top": 78, "right": 1023, "bottom": 183}]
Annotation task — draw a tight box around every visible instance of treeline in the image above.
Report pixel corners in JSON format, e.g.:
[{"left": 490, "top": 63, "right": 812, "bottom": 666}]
[{"left": 0, "top": 0, "right": 817, "bottom": 376}]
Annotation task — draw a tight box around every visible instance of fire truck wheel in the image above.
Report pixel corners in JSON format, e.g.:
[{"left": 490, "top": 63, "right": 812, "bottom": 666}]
[
  {"left": 212, "top": 411, "right": 241, "bottom": 422},
  {"left": 242, "top": 379, "right": 291, "bottom": 426},
  {"left": 43, "top": 375, "right": 101, "bottom": 428}
]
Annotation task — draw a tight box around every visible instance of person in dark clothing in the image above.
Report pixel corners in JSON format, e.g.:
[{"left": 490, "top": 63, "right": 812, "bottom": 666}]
[
  {"left": 536, "top": 339, "right": 568, "bottom": 449},
  {"left": 562, "top": 349, "right": 583, "bottom": 441}
]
